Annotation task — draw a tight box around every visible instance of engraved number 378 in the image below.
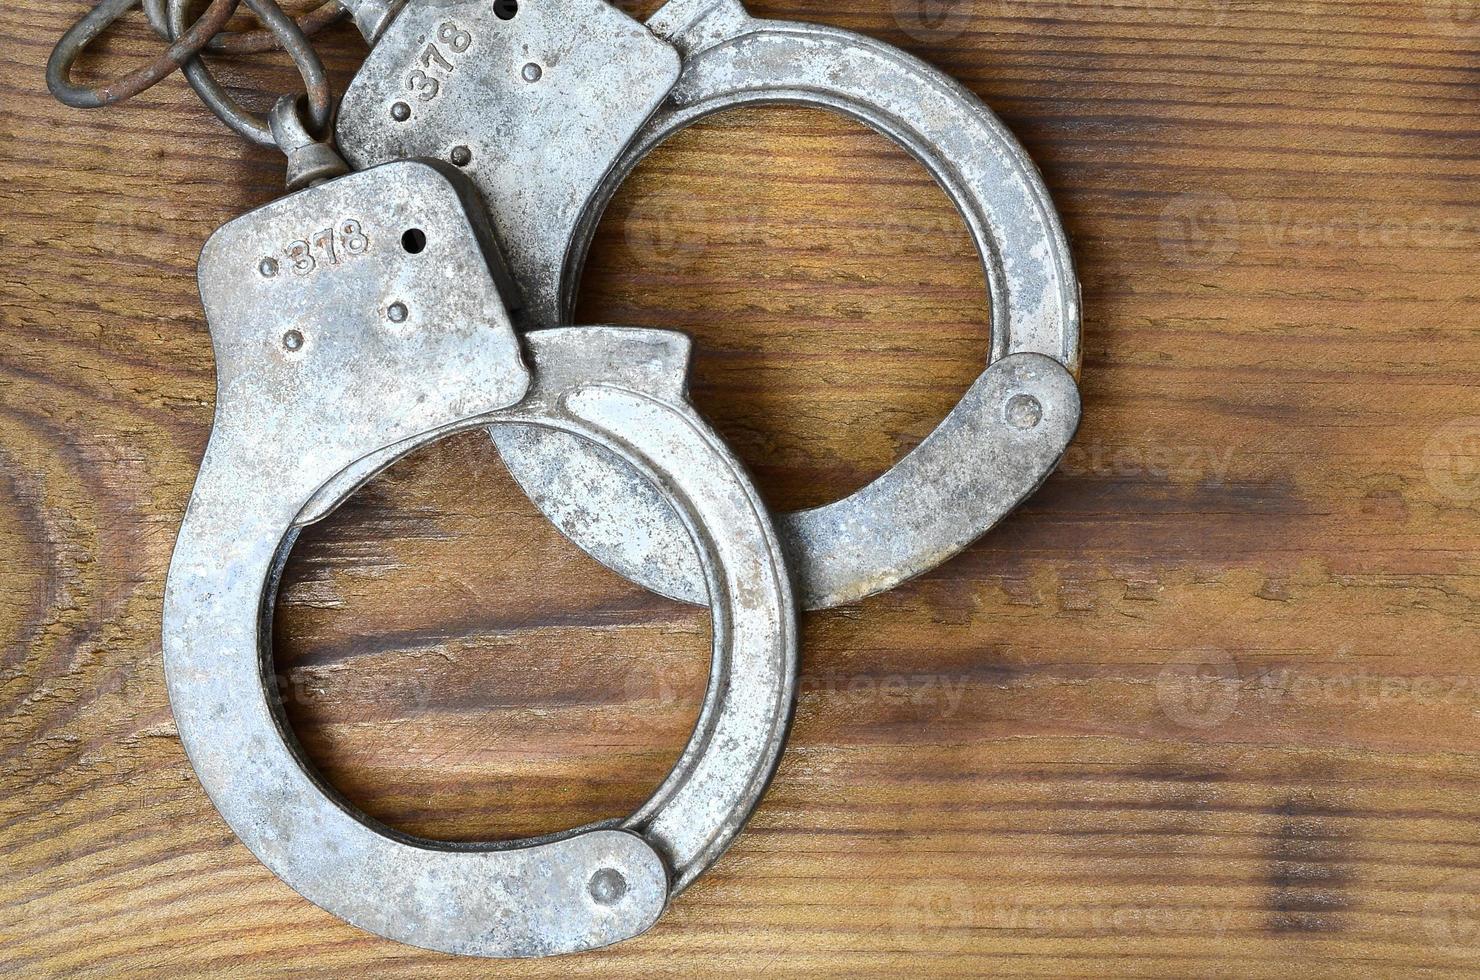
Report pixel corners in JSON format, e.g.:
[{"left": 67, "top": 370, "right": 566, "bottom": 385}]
[
  {"left": 286, "top": 220, "right": 370, "bottom": 278},
  {"left": 405, "top": 22, "right": 473, "bottom": 102}
]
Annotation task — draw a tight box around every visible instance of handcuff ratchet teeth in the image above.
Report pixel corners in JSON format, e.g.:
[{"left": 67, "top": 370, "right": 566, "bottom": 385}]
[
  {"left": 336, "top": 0, "right": 1084, "bottom": 611},
  {"left": 164, "top": 157, "right": 797, "bottom": 957}
]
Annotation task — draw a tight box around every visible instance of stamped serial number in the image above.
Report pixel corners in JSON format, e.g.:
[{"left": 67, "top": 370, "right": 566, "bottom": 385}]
[
  {"left": 406, "top": 22, "right": 474, "bottom": 103},
  {"left": 282, "top": 219, "right": 370, "bottom": 278}
]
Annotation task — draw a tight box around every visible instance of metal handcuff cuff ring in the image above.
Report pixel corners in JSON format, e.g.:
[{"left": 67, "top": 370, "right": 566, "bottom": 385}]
[
  {"left": 337, "top": 0, "right": 1085, "bottom": 611},
  {"left": 163, "top": 109, "right": 798, "bottom": 955},
  {"left": 53, "top": 0, "right": 1084, "bottom": 957}
]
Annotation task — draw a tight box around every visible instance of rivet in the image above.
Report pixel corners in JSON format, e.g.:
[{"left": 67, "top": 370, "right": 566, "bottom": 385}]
[
  {"left": 387, "top": 302, "right": 409, "bottom": 324},
  {"left": 522, "top": 62, "right": 543, "bottom": 83},
  {"left": 588, "top": 868, "right": 627, "bottom": 906},
  {"left": 450, "top": 145, "right": 473, "bottom": 167},
  {"left": 1005, "top": 393, "right": 1043, "bottom": 431},
  {"left": 282, "top": 329, "right": 304, "bottom": 352},
  {"left": 258, "top": 257, "right": 279, "bottom": 278},
  {"left": 390, "top": 101, "right": 412, "bottom": 122}
]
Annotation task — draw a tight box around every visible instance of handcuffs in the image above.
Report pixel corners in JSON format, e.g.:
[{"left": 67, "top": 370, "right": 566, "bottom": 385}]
[
  {"left": 51, "top": 0, "right": 1083, "bottom": 959},
  {"left": 337, "top": 0, "right": 1083, "bottom": 610},
  {"left": 165, "top": 139, "right": 796, "bottom": 957}
]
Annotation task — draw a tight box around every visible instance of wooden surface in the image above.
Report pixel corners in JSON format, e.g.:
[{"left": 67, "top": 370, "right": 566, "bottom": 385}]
[{"left": 2, "top": 0, "right": 1478, "bottom": 975}]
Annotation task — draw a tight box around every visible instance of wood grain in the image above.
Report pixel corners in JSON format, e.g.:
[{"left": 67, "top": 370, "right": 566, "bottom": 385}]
[{"left": 2, "top": 0, "right": 1478, "bottom": 975}]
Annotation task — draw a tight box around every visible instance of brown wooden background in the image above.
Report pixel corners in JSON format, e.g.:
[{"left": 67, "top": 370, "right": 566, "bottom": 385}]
[{"left": 2, "top": 0, "right": 1478, "bottom": 975}]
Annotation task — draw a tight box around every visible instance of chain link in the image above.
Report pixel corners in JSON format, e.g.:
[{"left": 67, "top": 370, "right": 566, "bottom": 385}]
[
  {"left": 142, "top": 0, "right": 347, "bottom": 55},
  {"left": 49, "top": 0, "right": 337, "bottom": 150},
  {"left": 161, "top": 0, "right": 333, "bottom": 147},
  {"left": 47, "top": 0, "right": 244, "bottom": 108}
]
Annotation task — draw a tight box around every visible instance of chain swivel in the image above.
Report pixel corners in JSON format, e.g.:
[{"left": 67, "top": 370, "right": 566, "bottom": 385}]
[{"left": 271, "top": 96, "right": 349, "bottom": 191}]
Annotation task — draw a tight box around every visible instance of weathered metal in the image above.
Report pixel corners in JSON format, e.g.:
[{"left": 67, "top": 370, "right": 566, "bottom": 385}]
[
  {"left": 270, "top": 95, "right": 350, "bottom": 190},
  {"left": 337, "top": 0, "right": 1084, "bottom": 610},
  {"left": 164, "top": 159, "right": 798, "bottom": 956},
  {"left": 162, "top": 0, "right": 334, "bottom": 145},
  {"left": 142, "top": 0, "right": 349, "bottom": 55},
  {"left": 51, "top": 0, "right": 1088, "bottom": 957},
  {"left": 47, "top": 0, "right": 243, "bottom": 109}
]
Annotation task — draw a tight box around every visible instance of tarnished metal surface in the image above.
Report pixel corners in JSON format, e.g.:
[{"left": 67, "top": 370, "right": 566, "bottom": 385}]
[
  {"left": 270, "top": 95, "right": 350, "bottom": 190},
  {"left": 338, "top": 0, "right": 681, "bottom": 328},
  {"left": 163, "top": 160, "right": 797, "bottom": 956},
  {"left": 583, "top": 0, "right": 1081, "bottom": 371},
  {"left": 338, "top": 0, "right": 407, "bottom": 43},
  {"left": 165, "top": 0, "right": 334, "bottom": 146},
  {"left": 47, "top": 0, "right": 243, "bottom": 109},
  {"left": 142, "top": 0, "right": 349, "bottom": 55},
  {"left": 335, "top": 0, "right": 1083, "bottom": 609}
]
